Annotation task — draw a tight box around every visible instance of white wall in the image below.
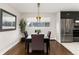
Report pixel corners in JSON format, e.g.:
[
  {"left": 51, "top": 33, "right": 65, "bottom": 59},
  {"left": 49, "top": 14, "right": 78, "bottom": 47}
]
[
  {"left": 0, "top": 3, "right": 21, "bottom": 54},
  {"left": 56, "top": 12, "right": 61, "bottom": 43},
  {"left": 0, "top": 4, "right": 61, "bottom": 54},
  {"left": 21, "top": 13, "right": 57, "bottom": 39}
]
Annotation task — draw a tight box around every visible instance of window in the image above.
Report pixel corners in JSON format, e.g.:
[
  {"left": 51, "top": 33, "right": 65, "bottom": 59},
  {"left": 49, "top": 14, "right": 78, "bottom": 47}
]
[
  {"left": 29, "top": 22, "right": 50, "bottom": 27},
  {"left": 27, "top": 17, "right": 50, "bottom": 27}
]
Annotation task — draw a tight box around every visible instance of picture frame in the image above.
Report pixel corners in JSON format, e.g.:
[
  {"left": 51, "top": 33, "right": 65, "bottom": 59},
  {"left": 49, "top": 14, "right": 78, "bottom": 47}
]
[{"left": 0, "top": 9, "right": 16, "bottom": 31}]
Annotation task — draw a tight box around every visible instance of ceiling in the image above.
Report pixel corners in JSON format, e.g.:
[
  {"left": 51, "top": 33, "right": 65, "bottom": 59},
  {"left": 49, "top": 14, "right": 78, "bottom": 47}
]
[{"left": 7, "top": 3, "right": 79, "bottom": 13}]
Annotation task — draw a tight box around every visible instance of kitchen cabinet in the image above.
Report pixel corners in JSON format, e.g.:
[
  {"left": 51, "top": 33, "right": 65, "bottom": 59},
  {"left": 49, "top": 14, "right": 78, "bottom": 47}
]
[{"left": 61, "top": 11, "right": 79, "bottom": 19}]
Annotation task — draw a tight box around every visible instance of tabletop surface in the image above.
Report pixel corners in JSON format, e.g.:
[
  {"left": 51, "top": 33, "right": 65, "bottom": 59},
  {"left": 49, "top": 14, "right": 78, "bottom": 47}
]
[{"left": 27, "top": 35, "right": 48, "bottom": 39}]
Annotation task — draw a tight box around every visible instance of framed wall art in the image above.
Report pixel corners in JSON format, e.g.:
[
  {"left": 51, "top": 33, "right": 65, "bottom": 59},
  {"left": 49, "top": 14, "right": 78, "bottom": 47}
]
[{"left": 0, "top": 9, "right": 16, "bottom": 31}]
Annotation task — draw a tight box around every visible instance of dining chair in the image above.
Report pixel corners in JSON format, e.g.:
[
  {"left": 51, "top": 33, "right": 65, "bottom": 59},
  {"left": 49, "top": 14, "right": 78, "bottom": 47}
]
[
  {"left": 24, "top": 31, "right": 28, "bottom": 38},
  {"left": 47, "top": 31, "right": 51, "bottom": 38},
  {"left": 31, "top": 34, "right": 45, "bottom": 54},
  {"left": 24, "top": 31, "right": 28, "bottom": 51},
  {"left": 47, "top": 31, "right": 51, "bottom": 50}
]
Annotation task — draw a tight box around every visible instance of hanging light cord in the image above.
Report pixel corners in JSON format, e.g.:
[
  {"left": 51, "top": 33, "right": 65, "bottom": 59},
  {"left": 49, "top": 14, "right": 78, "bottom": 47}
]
[
  {"left": 36, "top": 3, "right": 41, "bottom": 21},
  {"left": 38, "top": 3, "right": 40, "bottom": 18}
]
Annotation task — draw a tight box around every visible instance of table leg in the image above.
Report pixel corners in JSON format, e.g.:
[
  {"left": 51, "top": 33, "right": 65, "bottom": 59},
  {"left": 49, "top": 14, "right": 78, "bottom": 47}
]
[
  {"left": 46, "top": 41, "right": 49, "bottom": 54},
  {"left": 27, "top": 42, "right": 29, "bottom": 54}
]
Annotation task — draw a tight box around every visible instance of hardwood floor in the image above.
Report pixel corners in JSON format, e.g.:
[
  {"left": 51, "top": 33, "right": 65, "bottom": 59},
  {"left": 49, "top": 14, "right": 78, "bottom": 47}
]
[{"left": 4, "top": 40, "right": 73, "bottom": 55}]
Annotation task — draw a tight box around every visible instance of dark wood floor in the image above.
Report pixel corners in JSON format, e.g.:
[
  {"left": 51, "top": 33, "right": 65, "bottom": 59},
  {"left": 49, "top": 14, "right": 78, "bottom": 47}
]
[{"left": 4, "top": 40, "right": 73, "bottom": 55}]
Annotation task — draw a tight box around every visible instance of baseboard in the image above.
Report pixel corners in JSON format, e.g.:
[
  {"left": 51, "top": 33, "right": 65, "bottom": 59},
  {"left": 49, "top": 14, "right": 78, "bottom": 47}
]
[
  {"left": 0, "top": 40, "right": 20, "bottom": 55},
  {"left": 50, "top": 39, "right": 56, "bottom": 41}
]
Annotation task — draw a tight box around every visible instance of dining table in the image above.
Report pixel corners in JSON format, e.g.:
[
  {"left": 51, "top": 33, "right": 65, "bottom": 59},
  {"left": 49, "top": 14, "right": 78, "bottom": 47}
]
[{"left": 25, "top": 35, "right": 49, "bottom": 54}]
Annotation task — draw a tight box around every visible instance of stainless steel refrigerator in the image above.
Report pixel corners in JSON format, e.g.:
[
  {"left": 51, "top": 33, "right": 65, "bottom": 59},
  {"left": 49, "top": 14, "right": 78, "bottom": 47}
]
[{"left": 61, "top": 19, "right": 73, "bottom": 42}]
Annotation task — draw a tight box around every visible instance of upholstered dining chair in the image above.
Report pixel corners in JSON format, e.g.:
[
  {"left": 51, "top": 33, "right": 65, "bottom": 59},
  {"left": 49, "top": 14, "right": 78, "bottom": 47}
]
[
  {"left": 24, "top": 31, "right": 28, "bottom": 51},
  {"left": 24, "top": 31, "right": 28, "bottom": 38},
  {"left": 31, "top": 34, "right": 45, "bottom": 54},
  {"left": 47, "top": 31, "right": 51, "bottom": 50},
  {"left": 47, "top": 31, "right": 51, "bottom": 38}
]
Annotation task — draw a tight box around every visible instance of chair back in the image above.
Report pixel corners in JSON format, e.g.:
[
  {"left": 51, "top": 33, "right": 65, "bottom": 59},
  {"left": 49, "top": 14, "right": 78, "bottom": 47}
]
[
  {"left": 31, "top": 34, "right": 44, "bottom": 50},
  {"left": 24, "top": 31, "right": 28, "bottom": 38},
  {"left": 47, "top": 31, "right": 51, "bottom": 38}
]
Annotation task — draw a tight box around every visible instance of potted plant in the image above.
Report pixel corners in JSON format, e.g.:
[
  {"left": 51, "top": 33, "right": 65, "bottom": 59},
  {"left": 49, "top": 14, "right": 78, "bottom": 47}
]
[
  {"left": 35, "top": 29, "right": 41, "bottom": 34},
  {"left": 19, "top": 19, "right": 26, "bottom": 33},
  {"left": 19, "top": 19, "right": 26, "bottom": 42}
]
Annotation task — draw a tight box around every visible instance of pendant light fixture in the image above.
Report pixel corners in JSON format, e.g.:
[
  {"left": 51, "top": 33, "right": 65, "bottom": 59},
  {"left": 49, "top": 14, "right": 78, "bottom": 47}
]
[{"left": 36, "top": 3, "right": 42, "bottom": 21}]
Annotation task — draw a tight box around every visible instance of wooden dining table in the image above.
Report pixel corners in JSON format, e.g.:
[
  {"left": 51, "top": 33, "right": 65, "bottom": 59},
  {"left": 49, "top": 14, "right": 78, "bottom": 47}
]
[{"left": 25, "top": 35, "right": 49, "bottom": 54}]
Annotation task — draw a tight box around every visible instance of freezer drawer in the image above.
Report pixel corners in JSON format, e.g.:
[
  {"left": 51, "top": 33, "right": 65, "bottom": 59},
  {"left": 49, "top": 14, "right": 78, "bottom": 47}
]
[{"left": 61, "top": 34, "right": 73, "bottom": 43}]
